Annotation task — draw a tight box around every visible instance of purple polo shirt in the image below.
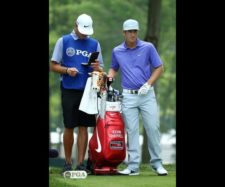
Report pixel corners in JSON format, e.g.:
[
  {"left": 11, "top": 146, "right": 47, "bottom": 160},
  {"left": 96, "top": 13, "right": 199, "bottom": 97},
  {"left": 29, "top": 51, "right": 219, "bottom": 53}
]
[{"left": 110, "top": 39, "right": 163, "bottom": 90}]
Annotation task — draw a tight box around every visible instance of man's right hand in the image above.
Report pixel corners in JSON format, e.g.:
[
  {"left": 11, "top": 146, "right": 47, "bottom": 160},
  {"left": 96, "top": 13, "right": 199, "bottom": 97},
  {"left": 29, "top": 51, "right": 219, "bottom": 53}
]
[{"left": 67, "top": 67, "right": 79, "bottom": 77}]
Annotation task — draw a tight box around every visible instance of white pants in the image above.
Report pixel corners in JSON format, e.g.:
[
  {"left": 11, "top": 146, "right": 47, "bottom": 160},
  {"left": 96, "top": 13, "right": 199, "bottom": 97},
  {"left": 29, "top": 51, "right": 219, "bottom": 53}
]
[{"left": 122, "top": 88, "right": 163, "bottom": 171}]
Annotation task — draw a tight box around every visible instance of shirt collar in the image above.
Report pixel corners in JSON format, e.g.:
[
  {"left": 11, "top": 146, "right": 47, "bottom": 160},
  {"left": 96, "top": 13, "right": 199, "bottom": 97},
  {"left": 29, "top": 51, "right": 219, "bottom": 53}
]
[
  {"left": 123, "top": 38, "right": 141, "bottom": 49},
  {"left": 70, "top": 30, "right": 89, "bottom": 40}
]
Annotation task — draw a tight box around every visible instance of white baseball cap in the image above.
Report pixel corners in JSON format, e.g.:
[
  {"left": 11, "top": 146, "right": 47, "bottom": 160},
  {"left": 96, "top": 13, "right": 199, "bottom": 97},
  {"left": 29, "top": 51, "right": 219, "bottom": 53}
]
[
  {"left": 123, "top": 19, "right": 139, "bottom": 31},
  {"left": 76, "top": 14, "right": 94, "bottom": 35}
]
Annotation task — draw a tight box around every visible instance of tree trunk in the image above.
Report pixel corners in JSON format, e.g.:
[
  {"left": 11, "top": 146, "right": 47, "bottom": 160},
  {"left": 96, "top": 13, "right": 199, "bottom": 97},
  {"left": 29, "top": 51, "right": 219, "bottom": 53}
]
[
  {"left": 142, "top": 0, "right": 161, "bottom": 164},
  {"left": 144, "top": 0, "right": 161, "bottom": 47}
]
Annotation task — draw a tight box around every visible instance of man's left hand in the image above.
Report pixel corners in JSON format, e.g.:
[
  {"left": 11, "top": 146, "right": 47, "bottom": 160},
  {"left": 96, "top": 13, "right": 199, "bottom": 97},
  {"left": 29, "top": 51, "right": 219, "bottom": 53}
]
[
  {"left": 91, "top": 60, "right": 102, "bottom": 72},
  {"left": 138, "top": 82, "right": 152, "bottom": 95}
]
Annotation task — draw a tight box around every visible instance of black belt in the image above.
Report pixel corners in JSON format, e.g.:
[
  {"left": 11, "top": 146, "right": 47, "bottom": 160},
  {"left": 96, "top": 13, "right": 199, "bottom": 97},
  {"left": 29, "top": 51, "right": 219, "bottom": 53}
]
[{"left": 123, "top": 89, "right": 138, "bottom": 94}]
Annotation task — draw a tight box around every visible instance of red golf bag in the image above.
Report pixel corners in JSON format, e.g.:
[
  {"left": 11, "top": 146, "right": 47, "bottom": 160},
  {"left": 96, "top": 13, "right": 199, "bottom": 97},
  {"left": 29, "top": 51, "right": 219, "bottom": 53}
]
[{"left": 88, "top": 75, "right": 126, "bottom": 174}]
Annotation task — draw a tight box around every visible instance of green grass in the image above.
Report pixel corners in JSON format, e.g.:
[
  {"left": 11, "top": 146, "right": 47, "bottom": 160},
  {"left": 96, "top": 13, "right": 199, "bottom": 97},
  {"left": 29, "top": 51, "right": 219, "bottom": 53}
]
[{"left": 49, "top": 164, "right": 176, "bottom": 187}]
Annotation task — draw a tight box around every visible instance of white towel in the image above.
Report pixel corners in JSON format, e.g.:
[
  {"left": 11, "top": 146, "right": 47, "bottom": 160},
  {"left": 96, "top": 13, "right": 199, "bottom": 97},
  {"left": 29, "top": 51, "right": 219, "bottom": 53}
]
[{"left": 79, "top": 77, "right": 98, "bottom": 114}]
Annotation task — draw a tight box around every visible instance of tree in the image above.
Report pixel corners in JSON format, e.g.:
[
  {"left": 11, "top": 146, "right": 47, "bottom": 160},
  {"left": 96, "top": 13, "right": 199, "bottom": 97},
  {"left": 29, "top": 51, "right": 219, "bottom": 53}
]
[{"left": 142, "top": 0, "right": 162, "bottom": 164}]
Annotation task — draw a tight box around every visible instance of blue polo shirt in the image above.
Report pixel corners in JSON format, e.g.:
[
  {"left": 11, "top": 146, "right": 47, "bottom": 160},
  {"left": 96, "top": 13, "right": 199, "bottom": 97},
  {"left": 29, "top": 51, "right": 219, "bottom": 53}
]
[{"left": 110, "top": 39, "right": 163, "bottom": 90}]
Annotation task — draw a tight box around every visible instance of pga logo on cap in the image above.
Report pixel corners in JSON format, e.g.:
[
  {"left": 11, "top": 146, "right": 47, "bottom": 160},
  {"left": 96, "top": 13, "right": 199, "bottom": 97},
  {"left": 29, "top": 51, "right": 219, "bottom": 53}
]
[{"left": 63, "top": 170, "right": 87, "bottom": 179}]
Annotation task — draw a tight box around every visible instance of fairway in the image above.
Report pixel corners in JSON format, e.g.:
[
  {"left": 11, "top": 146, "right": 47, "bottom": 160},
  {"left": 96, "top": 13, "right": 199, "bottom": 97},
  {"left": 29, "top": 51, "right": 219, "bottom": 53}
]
[{"left": 49, "top": 164, "right": 176, "bottom": 187}]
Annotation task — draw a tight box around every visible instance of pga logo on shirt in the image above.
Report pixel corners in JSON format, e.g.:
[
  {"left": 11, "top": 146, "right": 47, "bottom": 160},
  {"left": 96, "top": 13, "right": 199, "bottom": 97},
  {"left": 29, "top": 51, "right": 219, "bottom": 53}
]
[{"left": 66, "top": 47, "right": 90, "bottom": 57}]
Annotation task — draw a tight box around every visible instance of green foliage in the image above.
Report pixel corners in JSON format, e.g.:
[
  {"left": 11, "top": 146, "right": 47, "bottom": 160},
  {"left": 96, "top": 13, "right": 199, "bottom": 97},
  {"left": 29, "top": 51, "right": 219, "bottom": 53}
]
[
  {"left": 157, "top": 0, "right": 176, "bottom": 132},
  {"left": 49, "top": 0, "right": 176, "bottom": 133}
]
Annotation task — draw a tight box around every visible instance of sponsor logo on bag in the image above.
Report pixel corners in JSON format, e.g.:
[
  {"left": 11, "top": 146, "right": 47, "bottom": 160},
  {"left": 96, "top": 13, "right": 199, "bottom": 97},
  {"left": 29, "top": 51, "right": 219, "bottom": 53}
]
[
  {"left": 110, "top": 141, "right": 123, "bottom": 150},
  {"left": 95, "top": 126, "right": 102, "bottom": 153}
]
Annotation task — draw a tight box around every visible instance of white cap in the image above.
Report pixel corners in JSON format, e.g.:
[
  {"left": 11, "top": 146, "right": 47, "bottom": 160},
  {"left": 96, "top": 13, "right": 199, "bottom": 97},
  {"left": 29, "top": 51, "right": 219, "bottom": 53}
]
[
  {"left": 123, "top": 19, "right": 139, "bottom": 31},
  {"left": 76, "top": 14, "right": 94, "bottom": 35}
]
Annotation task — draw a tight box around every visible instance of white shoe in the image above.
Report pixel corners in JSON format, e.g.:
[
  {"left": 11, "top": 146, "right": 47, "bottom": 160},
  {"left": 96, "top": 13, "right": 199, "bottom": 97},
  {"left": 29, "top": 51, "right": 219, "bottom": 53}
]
[
  {"left": 152, "top": 166, "right": 168, "bottom": 176},
  {"left": 118, "top": 168, "right": 139, "bottom": 176}
]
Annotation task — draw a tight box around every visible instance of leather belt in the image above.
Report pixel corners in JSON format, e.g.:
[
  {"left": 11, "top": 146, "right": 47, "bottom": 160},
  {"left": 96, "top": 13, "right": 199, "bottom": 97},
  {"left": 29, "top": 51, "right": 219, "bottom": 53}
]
[{"left": 123, "top": 89, "right": 138, "bottom": 94}]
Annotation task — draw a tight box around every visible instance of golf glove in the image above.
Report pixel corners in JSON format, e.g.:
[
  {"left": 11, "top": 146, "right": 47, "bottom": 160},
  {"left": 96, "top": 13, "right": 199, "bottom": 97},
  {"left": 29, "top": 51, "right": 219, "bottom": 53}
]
[{"left": 138, "top": 82, "right": 152, "bottom": 95}]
